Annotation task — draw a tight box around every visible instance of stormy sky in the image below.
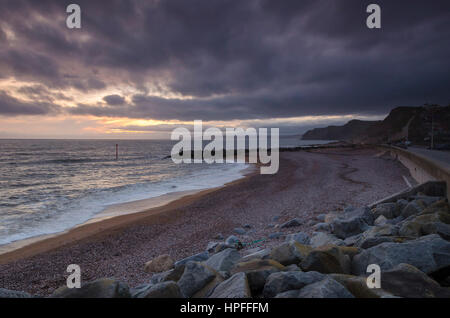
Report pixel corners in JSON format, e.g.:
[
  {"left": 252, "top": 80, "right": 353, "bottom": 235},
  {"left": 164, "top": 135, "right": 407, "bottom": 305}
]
[{"left": 0, "top": 0, "right": 449, "bottom": 138}]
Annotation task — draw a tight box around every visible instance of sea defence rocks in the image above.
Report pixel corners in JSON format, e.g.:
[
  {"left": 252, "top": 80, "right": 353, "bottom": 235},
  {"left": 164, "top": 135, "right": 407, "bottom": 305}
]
[
  {"left": 352, "top": 234, "right": 450, "bottom": 275},
  {"left": 10, "top": 183, "right": 449, "bottom": 299},
  {"left": 177, "top": 261, "right": 217, "bottom": 298},
  {"left": 285, "top": 232, "right": 310, "bottom": 245},
  {"left": 280, "top": 218, "right": 303, "bottom": 228},
  {"left": 174, "top": 251, "right": 209, "bottom": 267},
  {"left": 0, "top": 288, "right": 33, "bottom": 298},
  {"left": 144, "top": 254, "right": 174, "bottom": 273},
  {"left": 209, "top": 272, "right": 251, "bottom": 298},
  {"left": 132, "top": 281, "right": 182, "bottom": 298},
  {"left": 263, "top": 271, "right": 325, "bottom": 297},
  {"left": 50, "top": 278, "right": 131, "bottom": 298},
  {"left": 204, "top": 248, "right": 240, "bottom": 272},
  {"left": 296, "top": 277, "right": 354, "bottom": 298}
]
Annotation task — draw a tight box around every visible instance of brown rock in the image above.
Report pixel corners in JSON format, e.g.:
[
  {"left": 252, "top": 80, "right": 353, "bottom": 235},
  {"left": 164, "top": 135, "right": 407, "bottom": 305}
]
[{"left": 144, "top": 254, "right": 175, "bottom": 273}]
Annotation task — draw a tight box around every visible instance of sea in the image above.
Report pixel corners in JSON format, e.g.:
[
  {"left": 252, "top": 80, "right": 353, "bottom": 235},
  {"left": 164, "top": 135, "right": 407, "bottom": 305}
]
[{"left": 0, "top": 137, "right": 332, "bottom": 246}]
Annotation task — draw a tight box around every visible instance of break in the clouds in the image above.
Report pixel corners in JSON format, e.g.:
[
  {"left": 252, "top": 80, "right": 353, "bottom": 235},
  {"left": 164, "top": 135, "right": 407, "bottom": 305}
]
[{"left": 0, "top": 0, "right": 449, "bottom": 130}]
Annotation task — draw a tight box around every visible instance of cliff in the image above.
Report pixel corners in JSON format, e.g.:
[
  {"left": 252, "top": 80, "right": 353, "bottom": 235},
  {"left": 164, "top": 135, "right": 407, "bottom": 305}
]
[{"left": 302, "top": 105, "right": 450, "bottom": 145}]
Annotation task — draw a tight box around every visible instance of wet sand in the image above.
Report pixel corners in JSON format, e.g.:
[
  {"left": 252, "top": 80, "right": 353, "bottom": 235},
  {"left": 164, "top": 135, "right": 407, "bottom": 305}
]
[{"left": 0, "top": 147, "right": 413, "bottom": 295}]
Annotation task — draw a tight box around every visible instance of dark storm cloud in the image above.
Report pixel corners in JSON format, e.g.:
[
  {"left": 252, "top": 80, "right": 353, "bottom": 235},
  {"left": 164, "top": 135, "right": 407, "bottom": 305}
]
[
  {"left": 103, "top": 94, "right": 125, "bottom": 106},
  {"left": 0, "top": 91, "right": 61, "bottom": 116},
  {"left": 0, "top": 0, "right": 449, "bottom": 119}
]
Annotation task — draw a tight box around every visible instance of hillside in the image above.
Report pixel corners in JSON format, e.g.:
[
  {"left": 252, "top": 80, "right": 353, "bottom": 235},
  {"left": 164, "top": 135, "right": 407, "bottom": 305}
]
[
  {"left": 302, "top": 105, "right": 450, "bottom": 145},
  {"left": 302, "top": 119, "right": 379, "bottom": 141}
]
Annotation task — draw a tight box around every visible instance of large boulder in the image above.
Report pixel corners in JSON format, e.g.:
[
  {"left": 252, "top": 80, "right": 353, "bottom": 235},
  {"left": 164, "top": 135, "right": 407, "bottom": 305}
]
[
  {"left": 374, "top": 215, "right": 388, "bottom": 226},
  {"left": 150, "top": 265, "right": 185, "bottom": 284},
  {"left": 234, "top": 227, "right": 246, "bottom": 235},
  {"left": 331, "top": 207, "right": 373, "bottom": 239},
  {"left": 231, "top": 259, "right": 285, "bottom": 294},
  {"left": 204, "top": 248, "right": 241, "bottom": 273},
  {"left": 296, "top": 277, "right": 355, "bottom": 298},
  {"left": 422, "top": 222, "right": 450, "bottom": 240},
  {"left": 132, "top": 281, "right": 182, "bottom": 298},
  {"left": 285, "top": 232, "right": 310, "bottom": 245},
  {"left": 240, "top": 248, "right": 271, "bottom": 262},
  {"left": 300, "top": 246, "right": 351, "bottom": 274},
  {"left": 209, "top": 272, "right": 251, "bottom": 298},
  {"left": 381, "top": 263, "right": 450, "bottom": 298},
  {"left": 177, "top": 261, "right": 217, "bottom": 298},
  {"left": 352, "top": 234, "right": 450, "bottom": 275},
  {"left": 174, "top": 251, "right": 209, "bottom": 267},
  {"left": 50, "top": 278, "right": 130, "bottom": 298},
  {"left": 144, "top": 254, "right": 174, "bottom": 273},
  {"left": 280, "top": 218, "right": 303, "bottom": 228},
  {"left": 269, "top": 241, "right": 312, "bottom": 265},
  {"left": 0, "top": 288, "right": 33, "bottom": 298},
  {"left": 313, "top": 223, "right": 331, "bottom": 232},
  {"left": 329, "top": 274, "right": 391, "bottom": 298},
  {"left": 310, "top": 232, "right": 344, "bottom": 248},
  {"left": 401, "top": 200, "right": 425, "bottom": 219},
  {"left": 225, "top": 235, "right": 240, "bottom": 246},
  {"left": 372, "top": 203, "right": 399, "bottom": 219},
  {"left": 263, "top": 271, "right": 325, "bottom": 298}
]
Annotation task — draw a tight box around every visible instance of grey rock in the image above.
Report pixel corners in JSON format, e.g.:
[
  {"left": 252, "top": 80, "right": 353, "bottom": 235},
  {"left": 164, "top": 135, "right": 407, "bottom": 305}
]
[
  {"left": 268, "top": 232, "right": 284, "bottom": 239},
  {"left": 374, "top": 215, "right": 388, "bottom": 226},
  {"left": 373, "top": 203, "right": 399, "bottom": 219},
  {"left": 381, "top": 263, "right": 450, "bottom": 298},
  {"left": 234, "top": 227, "right": 246, "bottom": 235},
  {"left": 414, "top": 196, "right": 442, "bottom": 207},
  {"left": 316, "top": 214, "right": 327, "bottom": 222},
  {"left": 240, "top": 248, "right": 271, "bottom": 262},
  {"left": 269, "top": 241, "right": 311, "bottom": 265},
  {"left": 343, "top": 233, "right": 363, "bottom": 246},
  {"left": 212, "top": 243, "right": 235, "bottom": 254},
  {"left": 132, "top": 281, "right": 182, "bottom": 298},
  {"left": 0, "top": 288, "right": 33, "bottom": 298},
  {"left": 206, "top": 241, "right": 219, "bottom": 253},
  {"left": 358, "top": 236, "right": 396, "bottom": 249},
  {"left": 285, "top": 232, "right": 311, "bottom": 245},
  {"left": 204, "top": 248, "right": 241, "bottom": 273},
  {"left": 177, "top": 261, "right": 216, "bottom": 297},
  {"left": 231, "top": 259, "right": 285, "bottom": 294},
  {"left": 174, "top": 251, "right": 209, "bottom": 267},
  {"left": 297, "top": 277, "right": 354, "bottom": 298},
  {"left": 421, "top": 222, "right": 450, "bottom": 240},
  {"left": 331, "top": 212, "right": 371, "bottom": 239},
  {"left": 275, "top": 290, "right": 301, "bottom": 298},
  {"left": 272, "top": 215, "right": 280, "bottom": 222},
  {"left": 313, "top": 222, "right": 331, "bottom": 232},
  {"left": 401, "top": 201, "right": 423, "bottom": 219},
  {"left": 284, "top": 264, "right": 301, "bottom": 271},
  {"left": 280, "top": 218, "right": 303, "bottom": 228},
  {"left": 150, "top": 265, "right": 185, "bottom": 284},
  {"left": 263, "top": 271, "right": 325, "bottom": 298},
  {"left": 300, "top": 246, "right": 351, "bottom": 274},
  {"left": 396, "top": 199, "right": 409, "bottom": 212},
  {"left": 50, "top": 278, "right": 130, "bottom": 298},
  {"left": 225, "top": 235, "right": 240, "bottom": 246},
  {"left": 209, "top": 272, "right": 251, "bottom": 298},
  {"left": 352, "top": 234, "right": 450, "bottom": 275},
  {"left": 310, "top": 232, "right": 344, "bottom": 248},
  {"left": 214, "top": 233, "right": 224, "bottom": 240}
]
